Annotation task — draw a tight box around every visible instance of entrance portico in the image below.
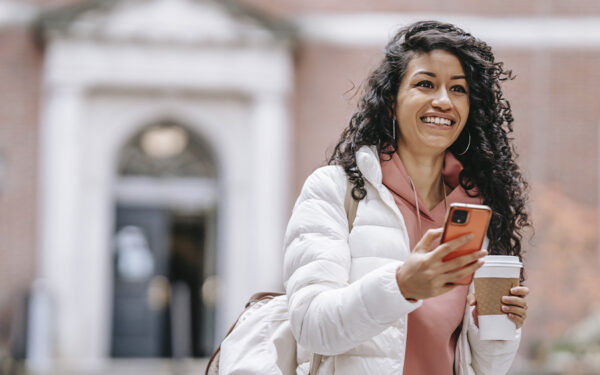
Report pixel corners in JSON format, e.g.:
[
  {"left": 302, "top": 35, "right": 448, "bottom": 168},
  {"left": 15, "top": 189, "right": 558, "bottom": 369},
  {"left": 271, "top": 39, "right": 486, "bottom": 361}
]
[{"left": 31, "top": 0, "right": 294, "bottom": 371}]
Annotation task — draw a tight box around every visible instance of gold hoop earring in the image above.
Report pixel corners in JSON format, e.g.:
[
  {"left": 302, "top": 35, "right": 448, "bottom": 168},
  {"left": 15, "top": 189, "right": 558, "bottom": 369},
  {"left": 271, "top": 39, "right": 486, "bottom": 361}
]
[{"left": 457, "top": 130, "right": 471, "bottom": 156}]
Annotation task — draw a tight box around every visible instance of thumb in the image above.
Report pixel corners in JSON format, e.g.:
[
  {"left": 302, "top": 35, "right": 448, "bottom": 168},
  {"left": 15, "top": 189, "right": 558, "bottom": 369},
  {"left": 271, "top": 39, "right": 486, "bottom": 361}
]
[{"left": 414, "top": 228, "right": 443, "bottom": 253}]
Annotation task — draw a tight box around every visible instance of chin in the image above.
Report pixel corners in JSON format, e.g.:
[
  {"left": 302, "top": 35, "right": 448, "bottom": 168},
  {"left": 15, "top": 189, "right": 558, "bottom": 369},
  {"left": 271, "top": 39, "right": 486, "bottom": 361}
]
[{"left": 420, "top": 139, "right": 455, "bottom": 152}]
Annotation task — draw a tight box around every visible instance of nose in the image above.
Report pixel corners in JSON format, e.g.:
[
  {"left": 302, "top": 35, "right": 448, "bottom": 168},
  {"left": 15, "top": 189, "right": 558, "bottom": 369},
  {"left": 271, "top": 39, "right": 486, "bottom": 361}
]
[{"left": 431, "top": 87, "right": 452, "bottom": 111}]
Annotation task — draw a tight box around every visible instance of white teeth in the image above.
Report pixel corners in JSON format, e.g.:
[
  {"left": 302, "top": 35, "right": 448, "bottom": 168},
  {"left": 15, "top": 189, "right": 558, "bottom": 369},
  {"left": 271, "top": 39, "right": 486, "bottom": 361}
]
[{"left": 421, "top": 117, "right": 452, "bottom": 126}]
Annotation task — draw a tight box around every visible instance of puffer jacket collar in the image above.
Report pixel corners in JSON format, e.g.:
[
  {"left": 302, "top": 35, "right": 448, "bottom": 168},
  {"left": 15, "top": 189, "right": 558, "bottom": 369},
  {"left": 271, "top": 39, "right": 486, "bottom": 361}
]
[
  {"left": 356, "top": 146, "right": 410, "bottom": 245},
  {"left": 356, "top": 145, "right": 383, "bottom": 187}
]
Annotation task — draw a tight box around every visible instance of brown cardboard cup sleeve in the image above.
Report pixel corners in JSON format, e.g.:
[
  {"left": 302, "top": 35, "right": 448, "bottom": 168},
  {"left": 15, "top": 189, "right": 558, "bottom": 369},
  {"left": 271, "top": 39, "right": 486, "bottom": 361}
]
[{"left": 474, "top": 277, "right": 519, "bottom": 315}]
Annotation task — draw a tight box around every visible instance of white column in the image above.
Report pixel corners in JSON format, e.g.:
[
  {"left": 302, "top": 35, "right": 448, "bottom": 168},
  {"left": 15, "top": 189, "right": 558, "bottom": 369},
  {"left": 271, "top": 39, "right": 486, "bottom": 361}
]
[
  {"left": 215, "top": 53, "right": 293, "bottom": 340},
  {"left": 250, "top": 93, "right": 291, "bottom": 292},
  {"left": 214, "top": 117, "right": 253, "bottom": 340},
  {"left": 214, "top": 92, "right": 292, "bottom": 341},
  {"left": 31, "top": 84, "right": 85, "bottom": 369},
  {"left": 78, "top": 124, "right": 115, "bottom": 367}
]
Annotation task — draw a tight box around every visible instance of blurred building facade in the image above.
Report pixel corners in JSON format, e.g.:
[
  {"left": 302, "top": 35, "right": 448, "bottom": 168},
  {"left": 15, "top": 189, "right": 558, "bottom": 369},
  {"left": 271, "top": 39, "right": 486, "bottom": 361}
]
[{"left": 1, "top": 0, "right": 600, "bottom": 374}]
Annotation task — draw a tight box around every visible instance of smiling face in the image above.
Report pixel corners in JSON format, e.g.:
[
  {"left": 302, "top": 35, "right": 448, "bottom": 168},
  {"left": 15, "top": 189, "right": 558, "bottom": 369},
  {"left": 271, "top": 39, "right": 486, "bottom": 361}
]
[{"left": 395, "top": 49, "right": 470, "bottom": 156}]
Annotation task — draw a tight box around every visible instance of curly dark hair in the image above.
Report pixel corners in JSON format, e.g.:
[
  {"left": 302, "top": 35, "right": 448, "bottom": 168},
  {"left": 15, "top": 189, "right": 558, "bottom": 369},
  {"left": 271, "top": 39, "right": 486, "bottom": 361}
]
[{"left": 328, "top": 20, "right": 530, "bottom": 259}]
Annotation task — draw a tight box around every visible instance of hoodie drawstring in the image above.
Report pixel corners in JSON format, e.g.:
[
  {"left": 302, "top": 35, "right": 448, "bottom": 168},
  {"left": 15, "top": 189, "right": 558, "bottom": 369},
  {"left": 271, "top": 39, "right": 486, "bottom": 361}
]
[{"left": 408, "top": 176, "right": 448, "bottom": 240}]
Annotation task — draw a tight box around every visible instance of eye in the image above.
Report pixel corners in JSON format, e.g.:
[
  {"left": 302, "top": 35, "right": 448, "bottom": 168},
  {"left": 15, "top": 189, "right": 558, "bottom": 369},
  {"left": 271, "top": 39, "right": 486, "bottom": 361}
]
[
  {"left": 451, "top": 85, "right": 467, "bottom": 94},
  {"left": 415, "top": 80, "right": 433, "bottom": 89}
]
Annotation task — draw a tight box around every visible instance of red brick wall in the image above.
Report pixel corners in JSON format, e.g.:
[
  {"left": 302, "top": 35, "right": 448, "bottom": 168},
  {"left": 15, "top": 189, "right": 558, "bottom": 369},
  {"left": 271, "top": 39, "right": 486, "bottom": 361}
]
[
  {"left": 497, "top": 49, "right": 600, "bottom": 206},
  {"left": 0, "top": 26, "right": 42, "bottom": 344},
  {"left": 241, "top": 0, "right": 600, "bottom": 17},
  {"left": 292, "top": 44, "right": 382, "bottom": 197},
  {"left": 33, "top": 0, "right": 600, "bottom": 16},
  {"left": 545, "top": 51, "right": 600, "bottom": 205}
]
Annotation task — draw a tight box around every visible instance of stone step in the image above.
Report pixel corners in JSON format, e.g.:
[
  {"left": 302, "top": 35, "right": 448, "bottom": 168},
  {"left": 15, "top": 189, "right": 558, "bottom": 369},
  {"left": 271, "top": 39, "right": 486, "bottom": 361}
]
[{"left": 52, "top": 359, "right": 210, "bottom": 375}]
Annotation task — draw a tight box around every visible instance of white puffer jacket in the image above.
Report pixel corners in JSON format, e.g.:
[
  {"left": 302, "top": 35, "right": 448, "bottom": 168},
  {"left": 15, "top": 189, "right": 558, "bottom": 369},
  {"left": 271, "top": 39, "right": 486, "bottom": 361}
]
[{"left": 283, "top": 146, "right": 521, "bottom": 374}]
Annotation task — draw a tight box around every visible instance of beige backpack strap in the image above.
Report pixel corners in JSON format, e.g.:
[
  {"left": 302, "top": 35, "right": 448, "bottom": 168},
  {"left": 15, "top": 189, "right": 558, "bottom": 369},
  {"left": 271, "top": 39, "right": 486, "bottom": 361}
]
[
  {"left": 344, "top": 179, "right": 358, "bottom": 232},
  {"left": 309, "top": 353, "right": 322, "bottom": 375}
]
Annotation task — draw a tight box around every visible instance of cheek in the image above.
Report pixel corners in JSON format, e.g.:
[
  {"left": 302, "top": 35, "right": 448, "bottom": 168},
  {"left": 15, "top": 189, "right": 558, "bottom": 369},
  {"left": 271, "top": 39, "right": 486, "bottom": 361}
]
[{"left": 397, "top": 97, "right": 420, "bottom": 117}]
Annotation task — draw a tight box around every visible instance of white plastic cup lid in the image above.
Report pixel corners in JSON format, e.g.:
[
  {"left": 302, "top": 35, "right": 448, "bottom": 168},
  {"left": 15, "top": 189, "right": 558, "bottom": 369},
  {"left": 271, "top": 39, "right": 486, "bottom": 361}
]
[{"left": 482, "top": 255, "right": 522, "bottom": 267}]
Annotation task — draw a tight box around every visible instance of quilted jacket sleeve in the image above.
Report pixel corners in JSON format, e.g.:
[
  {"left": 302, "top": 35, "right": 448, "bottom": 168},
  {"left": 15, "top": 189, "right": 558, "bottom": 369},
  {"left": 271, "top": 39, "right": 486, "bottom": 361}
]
[
  {"left": 283, "top": 166, "right": 421, "bottom": 355},
  {"left": 466, "top": 309, "right": 521, "bottom": 374}
]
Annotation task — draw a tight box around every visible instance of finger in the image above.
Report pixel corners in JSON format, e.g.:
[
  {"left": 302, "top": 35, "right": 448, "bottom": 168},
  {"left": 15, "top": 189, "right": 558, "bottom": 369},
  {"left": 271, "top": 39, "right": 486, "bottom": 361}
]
[
  {"left": 441, "top": 258, "right": 484, "bottom": 284},
  {"left": 502, "top": 296, "right": 528, "bottom": 309},
  {"left": 510, "top": 286, "right": 530, "bottom": 297},
  {"left": 414, "top": 228, "right": 444, "bottom": 253},
  {"left": 507, "top": 313, "right": 524, "bottom": 329},
  {"left": 502, "top": 305, "right": 527, "bottom": 319},
  {"left": 432, "top": 233, "right": 474, "bottom": 259},
  {"left": 439, "top": 249, "right": 487, "bottom": 273},
  {"left": 467, "top": 293, "right": 476, "bottom": 306}
]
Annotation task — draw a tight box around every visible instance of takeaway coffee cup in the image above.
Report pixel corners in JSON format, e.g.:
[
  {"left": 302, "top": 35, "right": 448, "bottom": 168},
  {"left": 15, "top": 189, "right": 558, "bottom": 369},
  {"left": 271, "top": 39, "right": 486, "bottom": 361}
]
[{"left": 473, "top": 255, "right": 523, "bottom": 340}]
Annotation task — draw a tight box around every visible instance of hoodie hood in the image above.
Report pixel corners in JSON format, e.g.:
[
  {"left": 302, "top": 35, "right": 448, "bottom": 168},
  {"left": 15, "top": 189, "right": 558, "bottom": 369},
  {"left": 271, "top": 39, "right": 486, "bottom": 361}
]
[{"left": 381, "top": 151, "right": 482, "bottom": 223}]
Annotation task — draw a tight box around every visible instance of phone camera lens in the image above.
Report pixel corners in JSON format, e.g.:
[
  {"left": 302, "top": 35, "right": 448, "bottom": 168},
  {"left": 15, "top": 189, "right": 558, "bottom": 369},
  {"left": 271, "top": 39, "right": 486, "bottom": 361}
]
[{"left": 451, "top": 209, "right": 468, "bottom": 224}]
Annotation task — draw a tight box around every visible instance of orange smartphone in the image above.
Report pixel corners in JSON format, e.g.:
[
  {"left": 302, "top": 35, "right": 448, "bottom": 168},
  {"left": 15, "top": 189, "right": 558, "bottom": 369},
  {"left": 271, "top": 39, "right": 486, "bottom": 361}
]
[{"left": 441, "top": 203, "right": 492, "bottom": 285}]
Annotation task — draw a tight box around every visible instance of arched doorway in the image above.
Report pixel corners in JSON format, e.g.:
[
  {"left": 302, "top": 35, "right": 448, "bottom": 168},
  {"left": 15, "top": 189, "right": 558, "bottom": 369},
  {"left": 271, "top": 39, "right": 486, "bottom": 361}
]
[{"left": 110, "top": 120, "right": 218, "bottom": 358}]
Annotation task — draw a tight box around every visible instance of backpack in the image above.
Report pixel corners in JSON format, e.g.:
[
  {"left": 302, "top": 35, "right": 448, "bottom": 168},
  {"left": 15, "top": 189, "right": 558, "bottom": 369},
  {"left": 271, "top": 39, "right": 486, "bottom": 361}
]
[{"left": 206, "top": 180, "right": 358, "bottom": 375}]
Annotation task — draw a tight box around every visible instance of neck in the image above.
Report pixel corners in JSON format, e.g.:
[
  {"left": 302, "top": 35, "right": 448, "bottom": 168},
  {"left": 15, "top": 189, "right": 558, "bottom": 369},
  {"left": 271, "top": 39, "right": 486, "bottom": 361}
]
[{"left": 396, "top": 147, "right": 446, "bottom": 211}]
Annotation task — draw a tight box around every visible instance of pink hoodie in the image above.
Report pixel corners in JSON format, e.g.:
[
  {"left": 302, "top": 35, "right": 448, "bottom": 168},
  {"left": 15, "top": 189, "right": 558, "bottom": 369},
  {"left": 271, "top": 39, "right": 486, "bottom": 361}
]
[{"left": 381, "top": 151, "right": 483, "bottom": 375}]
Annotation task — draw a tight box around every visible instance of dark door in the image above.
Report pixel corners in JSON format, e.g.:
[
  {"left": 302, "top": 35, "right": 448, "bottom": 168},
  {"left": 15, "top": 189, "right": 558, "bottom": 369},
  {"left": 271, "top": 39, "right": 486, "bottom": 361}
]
[
  {"left": 111, "top": 206, "right": 170, "bottom": 357},
  {"left": 169, "top": 214, "right": 211, "bottom": 357}
]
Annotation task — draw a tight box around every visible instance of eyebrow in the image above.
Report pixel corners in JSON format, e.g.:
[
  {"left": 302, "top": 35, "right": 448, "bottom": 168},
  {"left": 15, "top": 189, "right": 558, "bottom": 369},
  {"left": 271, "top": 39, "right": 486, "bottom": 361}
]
[{"left": 413, "top": 71, "right": 466, "bottom": 80}]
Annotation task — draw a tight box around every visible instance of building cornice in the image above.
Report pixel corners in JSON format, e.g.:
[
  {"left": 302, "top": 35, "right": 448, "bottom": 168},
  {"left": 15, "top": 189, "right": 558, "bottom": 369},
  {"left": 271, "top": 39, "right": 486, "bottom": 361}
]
[
  {"left": 296, "top": 13, "right": 600, "bottom": 49},
  {"left": 0, "top": 0, "right": 38, "bottom": 28},
  {"left": 33, "top": 0, "right": 296, "bottom": 47}
]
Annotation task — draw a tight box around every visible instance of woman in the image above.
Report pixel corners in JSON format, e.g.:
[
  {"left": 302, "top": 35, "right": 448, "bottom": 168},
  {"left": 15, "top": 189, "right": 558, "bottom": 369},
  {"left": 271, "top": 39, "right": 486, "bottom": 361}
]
[{"left": 283, "top": 21, "right": 530, "bottom": 374}]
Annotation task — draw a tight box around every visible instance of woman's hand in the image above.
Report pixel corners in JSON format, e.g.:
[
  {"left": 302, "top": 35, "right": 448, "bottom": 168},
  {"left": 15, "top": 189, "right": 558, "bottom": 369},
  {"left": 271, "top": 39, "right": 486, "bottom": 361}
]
[
  {"left": 468, "top": 286, "right": 530, "bottom": 329},
  {"left": 501, "top": 286, "right": 529, "bottom": 329},
  {"left": 395, "top": 228, "right": 487, "bottom": 301}
]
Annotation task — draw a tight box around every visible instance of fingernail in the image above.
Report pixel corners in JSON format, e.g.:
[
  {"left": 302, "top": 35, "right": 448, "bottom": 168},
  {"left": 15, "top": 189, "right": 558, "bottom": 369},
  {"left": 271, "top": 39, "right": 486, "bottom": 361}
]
[
  {"left": 479, "top": 250, "right": 488, "bottom": 256},
  {"left": 502, "top": 296, "right": 508, "bottom": 302},
  {"left": 502, "top": 306, "right": 508, "bottom": 311}
]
